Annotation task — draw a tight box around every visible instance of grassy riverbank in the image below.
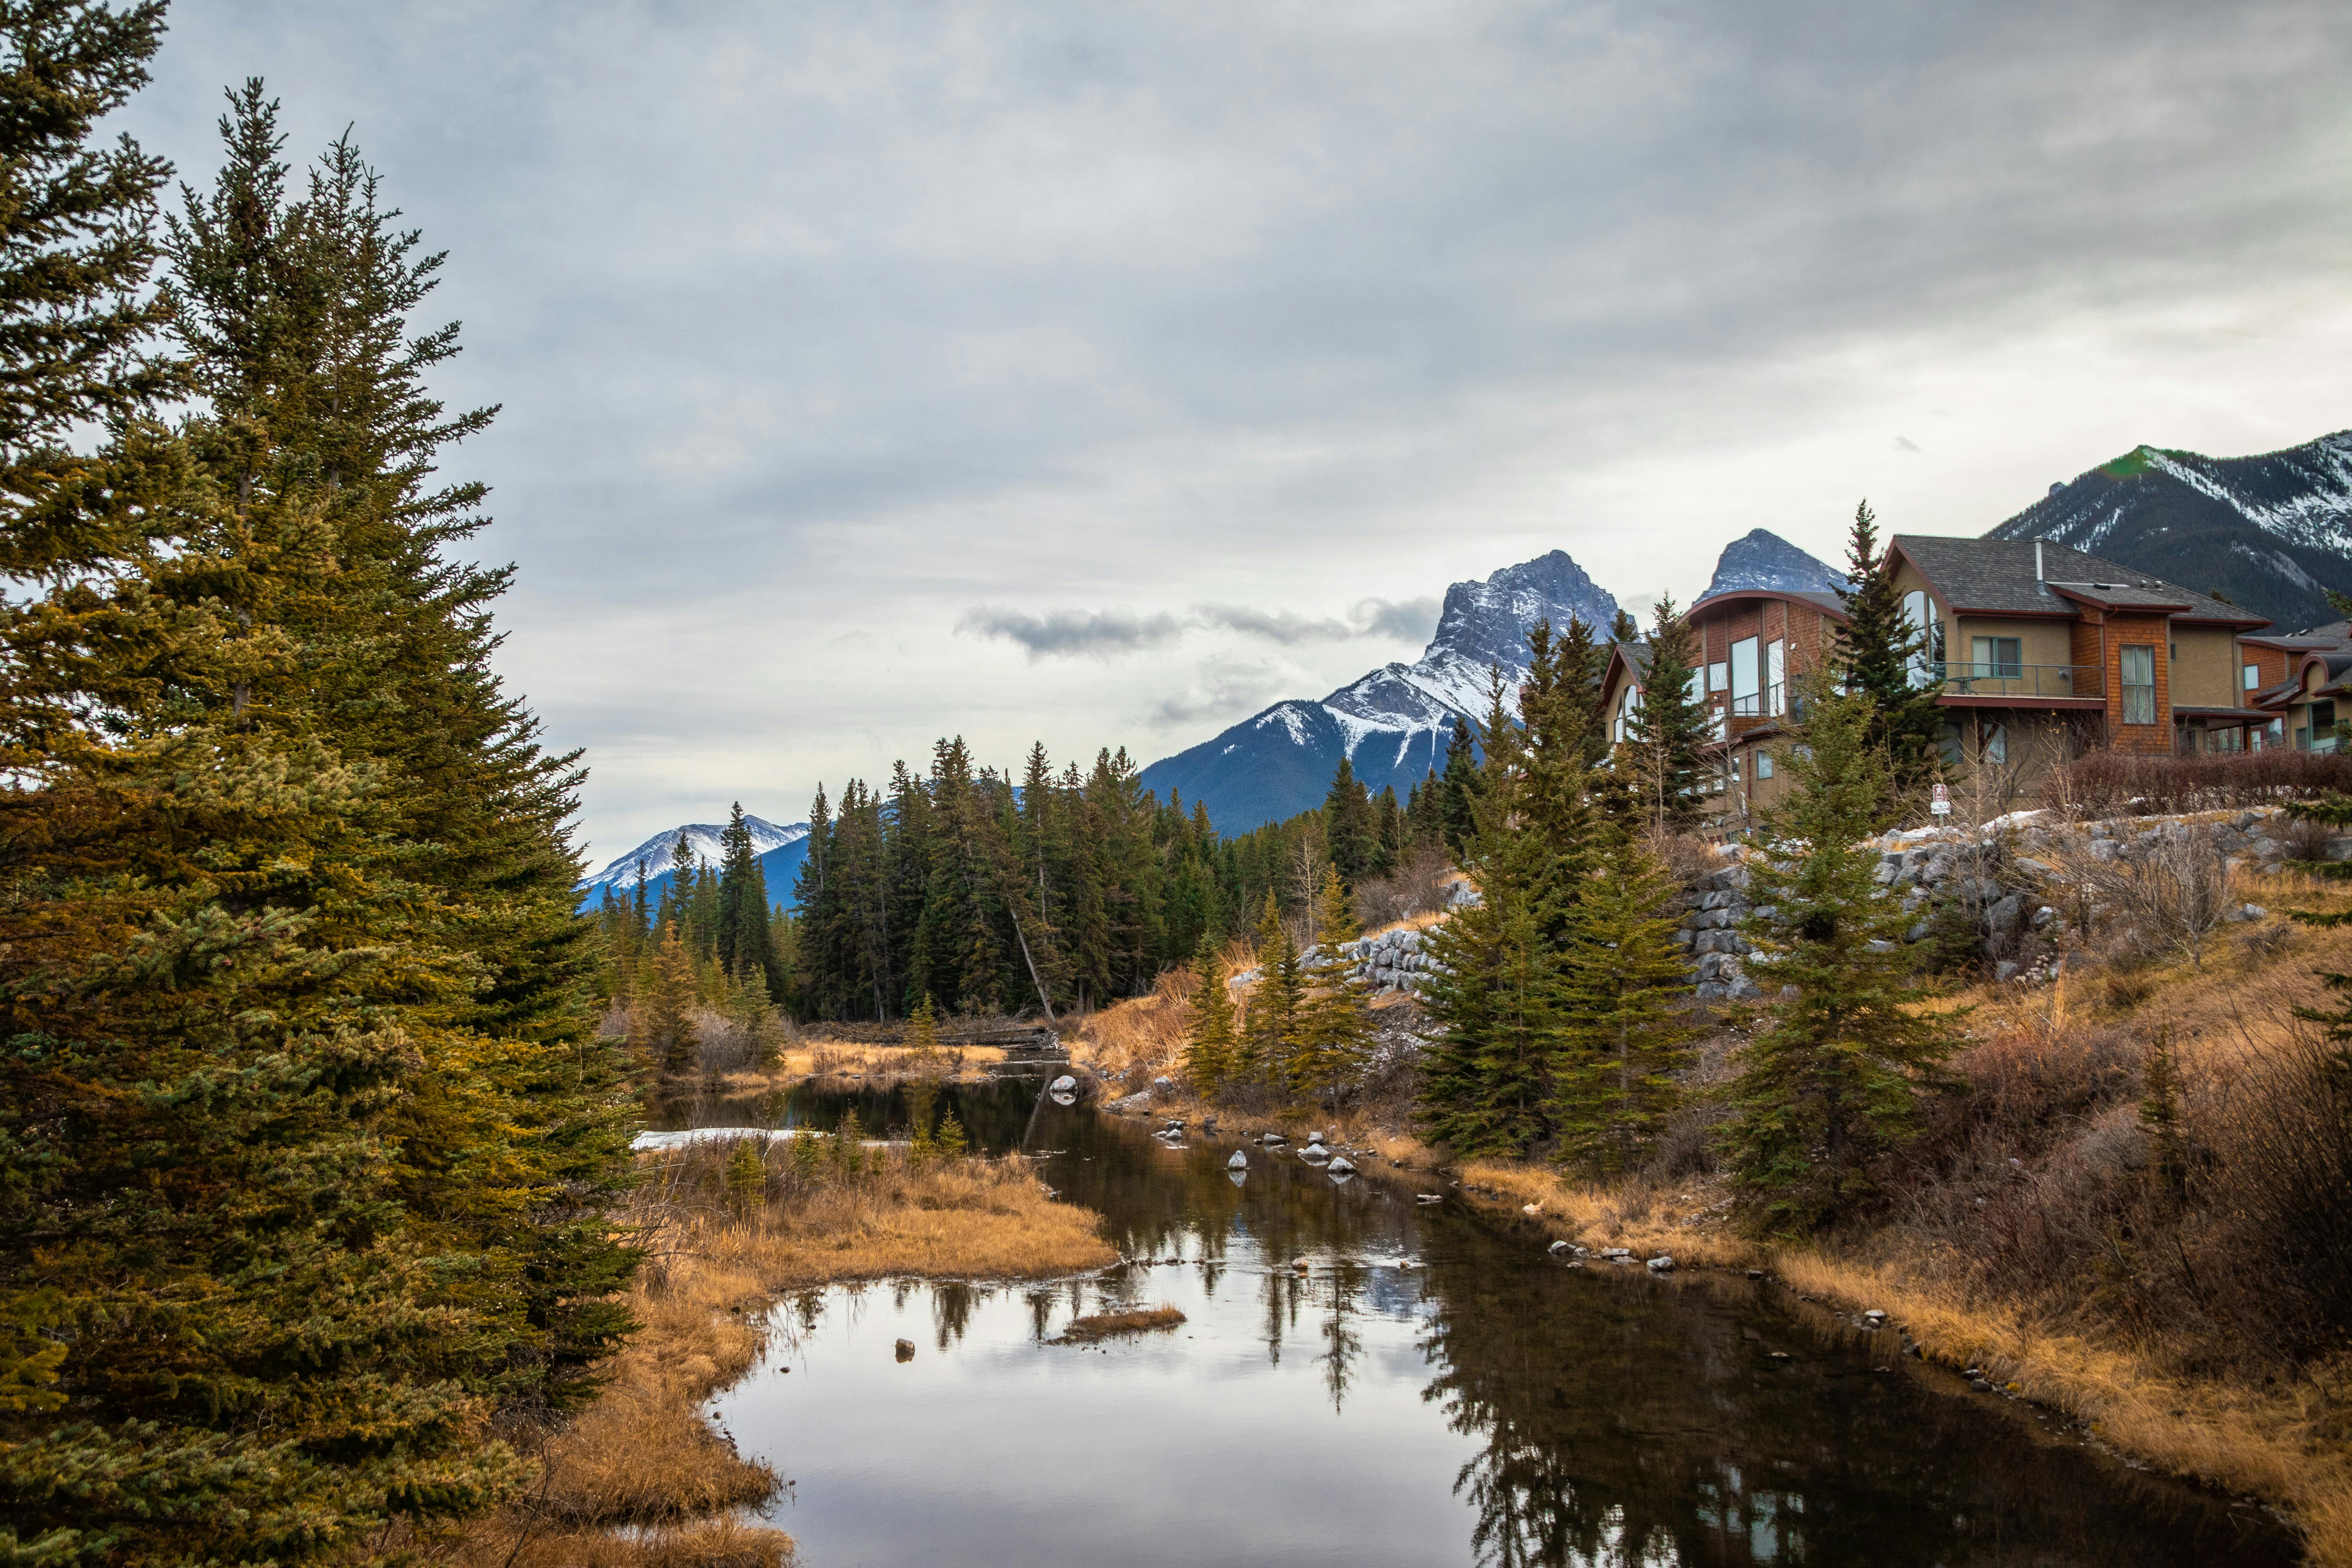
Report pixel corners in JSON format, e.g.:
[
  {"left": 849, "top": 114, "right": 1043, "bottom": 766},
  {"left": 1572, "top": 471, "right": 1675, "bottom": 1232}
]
[
  {"left": 448, "top": 1140, "right": 1114, "bottom": 1568},
  {"left": 1076, "top": 896, "right": 2352, "bottom": 1564}
]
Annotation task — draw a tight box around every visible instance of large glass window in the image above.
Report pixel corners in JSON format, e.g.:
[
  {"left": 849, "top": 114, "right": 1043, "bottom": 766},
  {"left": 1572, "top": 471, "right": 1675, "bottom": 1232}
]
[
  {"left": 1983, "top": 720, "right": 2008, "bottom": 764},
  {"left": 1730, "top": 637, "right": 1759, "bottom": 714},
  {"left": 2120, "top": 644, "right": 2156, "bottom": 725},
  {"left": 1708, "top": 660, "right": 1728, "bottom": 693},
  {"left": 2244, "top": 662, "right": 2261, "bottom": 692},
  {"left": 1971, "top": 636, "right": 2022, "bottom": 680},
  {"left": 1766, "top": 639, "right": 1786, "bottom": 715},
  {"left": 1903, "top": 590, "right": 1943, "bottom": 685}
]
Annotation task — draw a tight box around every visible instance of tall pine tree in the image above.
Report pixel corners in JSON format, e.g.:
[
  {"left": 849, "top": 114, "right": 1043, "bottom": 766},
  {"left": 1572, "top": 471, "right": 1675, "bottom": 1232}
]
[{"left": 1724, "top": 687, "right": 1955, "bottom": 1232}]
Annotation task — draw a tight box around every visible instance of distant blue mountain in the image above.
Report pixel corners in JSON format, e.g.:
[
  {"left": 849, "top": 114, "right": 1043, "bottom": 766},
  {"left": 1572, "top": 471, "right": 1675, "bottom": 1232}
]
[
  {"left": 1695, "top": 528, "right": 1847, "bottom": 601},
  {"left": 1138, "top": 550, "right": 1621, "bottom": 833},
  {"left": 576, "top": 814, "right": 811, "bottom": 913}
]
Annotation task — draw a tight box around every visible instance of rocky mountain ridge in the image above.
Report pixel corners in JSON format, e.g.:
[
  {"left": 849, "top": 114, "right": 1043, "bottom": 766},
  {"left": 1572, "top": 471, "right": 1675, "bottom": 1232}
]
[{"left": 1985, "top": 430, "right": 2352, "bottom": 629}]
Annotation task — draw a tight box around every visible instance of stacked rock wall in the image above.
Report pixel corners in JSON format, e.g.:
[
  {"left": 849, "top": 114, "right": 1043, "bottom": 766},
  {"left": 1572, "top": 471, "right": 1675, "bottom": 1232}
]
[{"left": 1327, "top": 804, "right": 2301, "bottom": 1006}]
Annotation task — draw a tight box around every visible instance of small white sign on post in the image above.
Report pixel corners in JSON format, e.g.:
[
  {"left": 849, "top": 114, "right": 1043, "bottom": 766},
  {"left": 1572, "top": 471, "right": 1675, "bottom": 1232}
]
[{"left": 1929, "top": 782, "right": 1953, "bottom": 818}]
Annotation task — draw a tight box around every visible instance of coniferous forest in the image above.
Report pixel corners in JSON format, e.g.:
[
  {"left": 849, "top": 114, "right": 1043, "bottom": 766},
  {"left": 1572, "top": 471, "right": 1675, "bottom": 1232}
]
[
  {"left": 0, "top": 13, "right": 633, "bottom": 1560},
  {"left": 597, "top": 738, "right": 1459, "bottom": 1026}
]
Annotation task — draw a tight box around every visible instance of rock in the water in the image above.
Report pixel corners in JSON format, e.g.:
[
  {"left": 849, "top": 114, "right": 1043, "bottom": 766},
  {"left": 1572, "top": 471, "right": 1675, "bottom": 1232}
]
[
  {"left": 1227, "top": 1150, "right": 1249, "bottom": 1169},
  {"left": 1261, "top": 1131, "right": 1287, "bottom": 1145},
  {"left": 1327, "top": 1156, "right": 1356, "bottom": 1174},
  {"left": 894, "top": 1338, "right": 916, "bottom": 1361},
  {"left": 1416, "top": 1193, "right": 1445, "bottom": 1204},
  {"left": 1646, "top": 1255, "right": 1675, "bottom": 1273},
  {"left": 1050, "top": 1074, "right": 1077, "bottom": 1093},
  {"left": 1547, "top": 1239, "right": 1571, "bottom": 1255},
  {"left": 1151, "top": 1075, "right": 1175, "bottom": 1093},
  {"left": 1307, "top": 1129, "right": 1326, "bottom": 1146}
]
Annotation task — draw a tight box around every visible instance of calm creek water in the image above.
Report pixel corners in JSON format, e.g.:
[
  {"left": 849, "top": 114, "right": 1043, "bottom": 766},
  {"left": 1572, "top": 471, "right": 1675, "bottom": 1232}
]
[{"left": 650, "top": 1080, "right": 2301, "bottom": 1567}]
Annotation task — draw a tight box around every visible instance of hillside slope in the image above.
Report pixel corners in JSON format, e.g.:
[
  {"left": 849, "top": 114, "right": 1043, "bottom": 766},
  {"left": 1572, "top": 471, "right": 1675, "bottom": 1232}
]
[{"left": 1985, "top": 431, "right": 2352, "bottom": 629}]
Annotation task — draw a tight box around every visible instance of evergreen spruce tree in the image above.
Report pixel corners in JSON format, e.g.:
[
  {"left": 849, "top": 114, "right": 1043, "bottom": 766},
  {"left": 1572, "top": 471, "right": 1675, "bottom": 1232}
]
[
  {"left": 1831, "top": 500, "right": 1944, "bottom": 804},
  {"left": 724, "top": 1139, "right": 768, "bottom": 1216},
  {"left": 935, "top": 1109, "right": 969, "bottom": 1160},
  {"left": 1552, "top": 831, "right": 1697, "bottom": 1174},
  {"left": 1245, "top": 915, "right": 1307, "bottom": 1090},
  {"left": 0, "top": 44, "right": 637, "bottom": 1561},
  {"left": 1414, "top": 711, "right": 1558, "bottom": 1158},
  {"left": 1439, "top": 717, "right": 1480, "bottom": 862},
  {"left": 716, "top": 799, "right": 777, "bottom": 996},
  {"left": 1324, "top": 756, "right": 1376, "bottom": 885},
  {"left": 1622, "top": 596, "right": 1709, "bottom": 837},
  {"left": 1373, "top": 785, "right": 1404, "bottom": 875},
  {"left": 1416, "top": 845, "right": 1556, "bottom": 1156},
  {"left": 1294, "top": 864, "right": 1376, "bottom": 1112},
  {"left": 1724, "top": 687, "right": 1955, "bottom": 1232},
  {"left": 632, "top": 928, "right": 702, "bottom": 1073},
  {"left": 1183, "top": 937, "right": 1240, "bottom": 1093}
]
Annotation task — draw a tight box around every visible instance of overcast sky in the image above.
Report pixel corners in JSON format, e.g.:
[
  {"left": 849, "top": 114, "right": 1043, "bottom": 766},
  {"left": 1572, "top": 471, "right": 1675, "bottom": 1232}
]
[{"left": 123, "top": 1, "right": 2352, "bottom": 867}]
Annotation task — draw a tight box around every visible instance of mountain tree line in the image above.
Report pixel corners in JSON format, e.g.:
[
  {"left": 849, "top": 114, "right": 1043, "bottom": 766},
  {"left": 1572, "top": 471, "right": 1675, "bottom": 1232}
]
[
  {"left": 0, "top": 29, "right": 632, "bottom": 1564},
  {"left": 784, "top": 730, "right": 1467, "bottom": 1024}
]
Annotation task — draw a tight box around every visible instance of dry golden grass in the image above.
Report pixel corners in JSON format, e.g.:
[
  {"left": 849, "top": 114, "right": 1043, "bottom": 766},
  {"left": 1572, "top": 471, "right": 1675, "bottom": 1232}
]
[
  {"left": 1455, "top": 1160, "right": 1760, "bottom": 1271},
  {"left": 1764, "top": 1249, "right": 2352, "bottom": 1566},
  {"left": 1058, "top": 1305, "right": 1186, "bottom": 1341},
  {"left": 1071, "top": 967, "right": 1195, "bottom": 1083},
  {"left": 777, "top": 1040, "right": 1004, "bottom": 1081},
  {"left": 450, "top": 1147, "right": 1113, "bottom": 1568}
]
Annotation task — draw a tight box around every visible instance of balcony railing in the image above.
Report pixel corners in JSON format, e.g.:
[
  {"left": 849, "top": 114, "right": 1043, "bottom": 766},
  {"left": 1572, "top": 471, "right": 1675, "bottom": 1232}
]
[
  {"left": 1923, "top": 661, "right": 2104, "bottom": 700},
  {"left": 1729, "top": 683, "right": 1787, "bottom": 719}
]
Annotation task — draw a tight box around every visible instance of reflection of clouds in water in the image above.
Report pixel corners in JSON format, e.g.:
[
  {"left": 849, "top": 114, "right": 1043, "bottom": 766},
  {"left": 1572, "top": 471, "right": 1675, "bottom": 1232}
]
[{"left": 713, "top": 1087, "right": 2290, "bottom": 1568}]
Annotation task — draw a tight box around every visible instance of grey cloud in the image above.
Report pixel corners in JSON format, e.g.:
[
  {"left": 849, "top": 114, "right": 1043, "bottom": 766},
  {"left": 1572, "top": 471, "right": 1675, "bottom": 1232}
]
[
  {"left": 1894, "top": 436, "right": 1923, "bottom": 453},
  {"left": 1352, "top": 596, "right": 1441, "bottom": 643},
  {"left": 1145, "top": 662, "right": 1285, "bottom": 728},
  {"left": 1191, "top": 604, "right": 1357, "bottom": 645},
  {"left": 956, "top": 606, "right": 1183, "bottom": 660},
  {"left": 966, "top": 598, "right": 1441, "bottom": 659},
  {"left": 120, "top": 1, "right": 2352, "bottom": 860}
]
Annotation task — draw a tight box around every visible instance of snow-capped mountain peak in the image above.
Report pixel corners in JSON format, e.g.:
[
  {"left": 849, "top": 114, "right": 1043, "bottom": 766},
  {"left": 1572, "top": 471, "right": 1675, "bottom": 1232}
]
[
  {"left": 1138, "top": 550, "right": 1620, "bottom": 831},
  {"left": 583, "top": 814, "right": 809, "bottom": 891}
]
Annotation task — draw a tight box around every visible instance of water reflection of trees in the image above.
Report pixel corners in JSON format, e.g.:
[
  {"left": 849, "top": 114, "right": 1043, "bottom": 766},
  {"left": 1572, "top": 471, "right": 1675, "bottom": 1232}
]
[
  {"left": 1413, "top": 1231, "right": 2276, "bottom": 1567},
  {"left": 1315, "top": 1261, "right": 1367, "bottom": 1412},
  {"left": 768, "top": 1101, "right": 2285, "bottom": 1568}
]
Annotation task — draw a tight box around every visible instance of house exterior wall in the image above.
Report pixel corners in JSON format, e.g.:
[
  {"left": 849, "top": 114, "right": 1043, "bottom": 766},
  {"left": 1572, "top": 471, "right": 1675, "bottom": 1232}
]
[
  {"left": 2100, "top": 612, "right": 2173, "bottom": 753},
  {"left": 1948, "top": 614, "right": 2076, "bottom": 671},
  {"left": 2167, "top": 625, "right": 2240, "bottom": 710}
]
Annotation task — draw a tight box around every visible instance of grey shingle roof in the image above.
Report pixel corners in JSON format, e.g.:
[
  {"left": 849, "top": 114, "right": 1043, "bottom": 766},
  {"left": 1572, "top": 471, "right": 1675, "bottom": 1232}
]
[{"left": 1891, "top": 535, "right": 2266, "bottom": 628}]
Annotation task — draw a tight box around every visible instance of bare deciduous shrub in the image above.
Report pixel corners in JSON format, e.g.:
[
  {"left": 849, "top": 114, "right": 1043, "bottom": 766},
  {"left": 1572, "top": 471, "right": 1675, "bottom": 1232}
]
[
  {"left": 1644, "top": 829, "right": 1720, "bottom": 891},
  {"left": 1351, "top": 845, "right": 1456, "bottom": 928},
  {"left": 2200, "top": 1021, "right": 2352, "bottom": 1362},
  {"left": 2061, "top": 824, "right": 2232, "bottom": 967},
  {"left": 2049, "top": 748, "right": 2352, "bottom": 815}
]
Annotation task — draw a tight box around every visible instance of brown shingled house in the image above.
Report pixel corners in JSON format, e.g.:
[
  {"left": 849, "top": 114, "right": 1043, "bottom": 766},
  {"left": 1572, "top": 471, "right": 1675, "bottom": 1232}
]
[{"left": 1598, "top": 535, "right": 2282, "bottom": 829}]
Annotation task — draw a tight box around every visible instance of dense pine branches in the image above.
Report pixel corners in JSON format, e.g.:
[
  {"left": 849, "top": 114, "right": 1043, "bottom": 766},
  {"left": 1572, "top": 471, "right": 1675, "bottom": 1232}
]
[{"left": 0, "top": 52, "right": 634, "bottom": 1564}]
